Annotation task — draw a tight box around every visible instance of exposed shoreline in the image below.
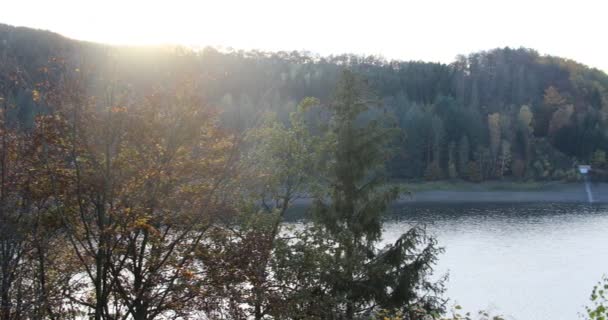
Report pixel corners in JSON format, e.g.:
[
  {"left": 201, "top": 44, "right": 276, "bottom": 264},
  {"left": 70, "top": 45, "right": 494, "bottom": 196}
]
[
  {"left": 398, "top": 182, "right": 607, "bottom": 203},
  {"left": 292, "top": 182, "right": 608, "bottom": 204}
]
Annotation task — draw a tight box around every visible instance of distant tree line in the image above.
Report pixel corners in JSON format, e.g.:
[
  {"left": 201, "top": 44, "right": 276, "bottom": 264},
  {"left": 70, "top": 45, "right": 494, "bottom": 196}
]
[{"left": 2, "top": 24, "right": 608, "bottom": 182}]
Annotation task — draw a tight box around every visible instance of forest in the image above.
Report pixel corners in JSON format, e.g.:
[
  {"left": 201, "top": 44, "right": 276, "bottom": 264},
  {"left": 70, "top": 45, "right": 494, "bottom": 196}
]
[
  {"left": 1, "top": 23, "right": 608, "bottom": 320},
  {"left": 3, "top": 24, "right": 608, "bottom": 183}
]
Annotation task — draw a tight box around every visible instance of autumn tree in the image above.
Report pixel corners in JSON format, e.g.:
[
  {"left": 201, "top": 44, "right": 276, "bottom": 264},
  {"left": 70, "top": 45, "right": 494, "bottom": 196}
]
[
  {"left": 105, "top": 84, "right": 239, "bottom": 320},
  {"left": 39, "top": 62, "right": 241, "bottom": 319},
  {"left": 535, "top": 86, "right": 566, "bottom": 137},
  {"left": 0, "top": 79, "right": 30, "bottom": 320},
  {"left": 0, "top": 54, "right": 44, "bottom": 320},
  {"left": 224, "top": 98, "right": 320, "bottom": 319}
]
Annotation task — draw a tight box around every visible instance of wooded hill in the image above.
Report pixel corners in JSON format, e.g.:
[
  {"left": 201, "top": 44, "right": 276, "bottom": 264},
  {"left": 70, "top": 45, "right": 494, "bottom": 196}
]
[{"left": 2, "top": 23, "right": 608, "bottom": 181}]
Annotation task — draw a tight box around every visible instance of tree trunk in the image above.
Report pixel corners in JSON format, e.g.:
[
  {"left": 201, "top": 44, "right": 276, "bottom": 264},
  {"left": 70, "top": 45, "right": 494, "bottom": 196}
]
[{"left": 1, "top": 282, "right": 11, "bottom": 320}]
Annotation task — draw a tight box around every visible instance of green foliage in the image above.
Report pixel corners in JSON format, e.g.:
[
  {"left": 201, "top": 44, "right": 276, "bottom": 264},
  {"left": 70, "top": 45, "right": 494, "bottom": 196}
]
[
  {"left": 231, "top": 72, "right": 445, "bottom": 319},
  {"left": 310, "top": 70, "right": 445, "bottom": 318},
  {"left": 242, "top": 98, "right": 319, "bottom": 208},
  {"left": 592, "top": 150, "right": 607, "bottom": 168},
  {"left": 587, "top": 275, "right": 608, "bottom": 320}
]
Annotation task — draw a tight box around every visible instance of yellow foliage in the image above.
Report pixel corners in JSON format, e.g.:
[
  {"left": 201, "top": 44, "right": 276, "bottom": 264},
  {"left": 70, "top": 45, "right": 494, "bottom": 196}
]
[{"left": 32, "top": 89, "right": 41, "bottom": 102}]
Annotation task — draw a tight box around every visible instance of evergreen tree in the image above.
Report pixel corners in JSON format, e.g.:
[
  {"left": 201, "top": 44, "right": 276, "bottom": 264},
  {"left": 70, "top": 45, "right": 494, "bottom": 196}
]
[{"left": 312, "top": 70, "right": 444, "bottom": 319}]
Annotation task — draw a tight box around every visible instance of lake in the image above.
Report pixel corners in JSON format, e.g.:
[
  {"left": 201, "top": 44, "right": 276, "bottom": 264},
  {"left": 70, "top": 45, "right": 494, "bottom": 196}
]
[{"left": 382, "top": 202, "right": 608, "bottom": 320}]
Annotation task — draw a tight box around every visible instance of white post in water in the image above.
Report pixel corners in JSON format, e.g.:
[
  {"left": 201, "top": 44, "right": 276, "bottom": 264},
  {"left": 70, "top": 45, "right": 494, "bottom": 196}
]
[{"left": 578, "top": 165, "right": 594, "bottom": 203}]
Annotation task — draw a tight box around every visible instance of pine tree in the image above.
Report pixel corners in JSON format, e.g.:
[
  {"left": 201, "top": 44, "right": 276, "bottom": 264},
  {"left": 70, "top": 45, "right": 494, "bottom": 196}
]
[{"left": 312, "top": 70, "right": 444, "bottom": 319}]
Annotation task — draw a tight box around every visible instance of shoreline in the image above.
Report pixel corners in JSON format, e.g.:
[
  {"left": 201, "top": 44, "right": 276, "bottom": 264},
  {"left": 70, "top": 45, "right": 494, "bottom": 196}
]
[
  {"left": 292, "top": 182, "right": 608, "bottom": 204},
  {"left": 399, "top": 182, "right": 606, "bottom": 203}
]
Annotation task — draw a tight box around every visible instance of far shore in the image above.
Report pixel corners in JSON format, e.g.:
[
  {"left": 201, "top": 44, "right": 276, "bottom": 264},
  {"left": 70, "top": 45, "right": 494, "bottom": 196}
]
[
  {"left": 394, "top": 180, "right": 605, "bottom": 203},
  {"left": 293, "top": 181, "right": 608, "bottom": 204},
  {"left": 398, "top": 186, "right": 596, "bottom": 203}
]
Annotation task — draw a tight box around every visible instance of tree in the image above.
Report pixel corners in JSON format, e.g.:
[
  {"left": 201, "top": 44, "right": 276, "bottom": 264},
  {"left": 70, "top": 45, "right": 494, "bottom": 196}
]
[
  {"left": 311, "top": 70, "right": 445, "bottom": 319},
  {"left": 232, "top": 98, "right": 320, "bottom": 320},
  {"left": 458, "top": 136, "right": 470, "bottom": 177},
  {"left": 448, "top": 142, "right": 458, "bottom": 179},
  {"left": 514, "top": 105, "right": 534, "bottom": 172},
  {"left": 548, "top": 104, "right": 574, "bottom": 137},
  {"left": 535, "top": 86, "right": 565, "bottom": 137},
  {"left": 473, "top": 147, "right": 492, "bottom": 181},
  {"left": 424, "top": 161, "right": 443, "bottom": 181},
  {"left": 103, "top": 83, "right": 239, "bottom": 320},
  {"left": 0, "top": 56, "right": 82, "bottom": 320},
  {"left": 400, "top": 105, "right": 433, "bottom": 179},
  {"left": 487, "top": 113, "right": 501, "bottom": 177},
  {"left": 544, "top": 86, "right": 567, "bottom": 106},
  {"left": 39, "top": 65, "right": 123, "bottom": 320},
  {"left": 0, "top": 56, "right": 39, "bottom": 320},
  {"left": 421, "top": 113, "right": 445, "bottom": 180},
  {"left": 586, "top": 275, "right": 608, "bottom": 320},
  {"left": 592, "top": 150, "right": 606, "bottom": 168},
  {"left": 0, "top": 91, "right": 30, "bottom": 320},
  {"left": 518, "top": 105, "right": 534, "bottom": 136},
  {"left": 497, "top": 140, "right": 512, "bottom": 178},
  {"left": 466, "top": 161, "right": 483, "bottom": 183},
  {"left": 41, "top": 67, "right": 241, "bottom": 319}
]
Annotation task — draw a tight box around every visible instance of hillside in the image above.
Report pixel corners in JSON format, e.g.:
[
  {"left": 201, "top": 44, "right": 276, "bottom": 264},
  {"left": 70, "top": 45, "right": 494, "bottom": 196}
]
[{"left": 2, "top": 23, "right": 608, "bottom": 182}]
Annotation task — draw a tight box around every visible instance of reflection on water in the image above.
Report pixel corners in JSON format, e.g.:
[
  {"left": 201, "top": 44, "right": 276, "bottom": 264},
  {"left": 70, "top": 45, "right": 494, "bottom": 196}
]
[{"left": 382, "top": 203, "right": 608, "bottom": 320}]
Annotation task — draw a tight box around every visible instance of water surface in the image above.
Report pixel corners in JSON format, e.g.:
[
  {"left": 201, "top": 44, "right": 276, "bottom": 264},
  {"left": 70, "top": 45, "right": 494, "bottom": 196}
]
[{"left": 382, "top": 203, "right": 608, "bottom": 320}]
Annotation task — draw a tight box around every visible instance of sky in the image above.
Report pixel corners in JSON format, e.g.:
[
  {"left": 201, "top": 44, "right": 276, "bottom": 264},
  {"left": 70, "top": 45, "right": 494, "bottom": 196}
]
[{"left": 2, "top": 0, "right": 607, "bottom": 71}]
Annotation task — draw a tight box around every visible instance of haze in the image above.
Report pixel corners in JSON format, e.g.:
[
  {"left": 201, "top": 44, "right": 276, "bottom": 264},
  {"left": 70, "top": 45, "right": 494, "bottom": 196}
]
[{"left": 3, "top": 0, "right": 607, "bottom": 71}]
